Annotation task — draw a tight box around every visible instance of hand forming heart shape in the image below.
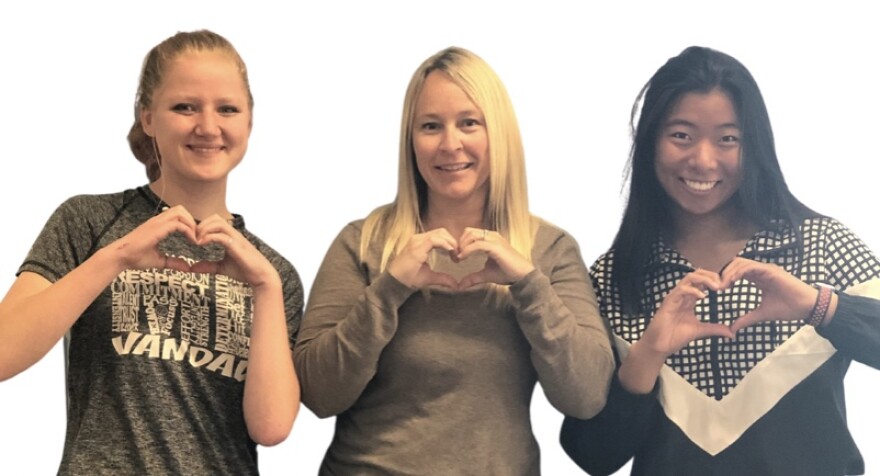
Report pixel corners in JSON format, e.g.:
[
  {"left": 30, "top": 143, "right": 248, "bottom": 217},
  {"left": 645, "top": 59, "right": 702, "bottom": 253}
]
[
  {"left": 640, "top": 258, "right": 822, "bottom": 357},
  {"left": 389, "top": 227, "right": 535, "bottom": 291},
  {"left": 110, "top": 205, "right": 277, "bottom": 288}
]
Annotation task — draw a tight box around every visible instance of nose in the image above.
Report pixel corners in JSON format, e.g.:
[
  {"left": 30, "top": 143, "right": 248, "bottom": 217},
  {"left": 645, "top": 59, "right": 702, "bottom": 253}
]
[
  {"left": 195, "top": 113, "right": 221, "bottom": 137},
  {"left": 438, "top": 127, "right": 463, "bottom": 153},
  {"left": 689, "top": 139, "right": 717, "bottom": 170}
]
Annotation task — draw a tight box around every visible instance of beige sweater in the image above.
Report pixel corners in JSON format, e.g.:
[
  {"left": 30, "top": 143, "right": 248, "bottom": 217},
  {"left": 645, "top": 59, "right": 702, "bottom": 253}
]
[{"left": 294, "top": 219, "right": 614, "bottom": 475}]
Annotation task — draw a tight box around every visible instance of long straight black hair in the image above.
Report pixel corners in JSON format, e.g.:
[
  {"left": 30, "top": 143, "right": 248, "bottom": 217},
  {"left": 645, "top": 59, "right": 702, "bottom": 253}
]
[{"left": 612, "top": 46, "right": 818, "bottom": 314}]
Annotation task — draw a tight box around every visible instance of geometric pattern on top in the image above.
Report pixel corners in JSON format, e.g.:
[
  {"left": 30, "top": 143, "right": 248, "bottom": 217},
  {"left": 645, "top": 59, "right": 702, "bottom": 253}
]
[{"left": 590, "top": 217, "right": 880, "bottom": 399}]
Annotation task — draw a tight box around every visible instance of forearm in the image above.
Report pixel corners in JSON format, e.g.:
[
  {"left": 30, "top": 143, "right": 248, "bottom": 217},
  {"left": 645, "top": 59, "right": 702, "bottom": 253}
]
[
  {"left": 512, "top": 269, "right": 615, "bottom": 419},
  {"left": 0, "top": 246, "right": 124, "bottom": 381},
  {"left": 294, "top": 271, "right": 412, "bottom": 417},
  {"left": 617, "top": 339, "right": 667, "bottom": 394},
  {"left": 242, "top": 279, "right": 299, "bottom": 446},
  {"left": 817, "top": 284, "right": 880, "bottom": 367},
  {"left": 561, "top": 371, "right": 660, "bottom": 475}
]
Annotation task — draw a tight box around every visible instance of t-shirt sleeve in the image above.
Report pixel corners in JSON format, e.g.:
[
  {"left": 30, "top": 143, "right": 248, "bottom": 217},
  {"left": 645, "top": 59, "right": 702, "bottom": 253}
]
[
  {"left": 18, "top": 195, "right": 103, "bottom": 282},
  {"left": 278, "top": 257, "right": 304, "bottom": 348}
]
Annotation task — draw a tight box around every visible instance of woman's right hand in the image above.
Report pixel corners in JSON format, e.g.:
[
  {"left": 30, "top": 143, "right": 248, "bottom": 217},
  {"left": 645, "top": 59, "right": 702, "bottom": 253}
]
[
  {"left": 108, "top": 205, "right": 198, "bottom": 273},
  {"left": 639, "top": 269, "right": 735, "bottom": 356},
  {"left": 619, "top": 269, "right": 734, "bottom": 394},
  {"left": 387, "top": 228, "right": 459, "bottom": 289}
]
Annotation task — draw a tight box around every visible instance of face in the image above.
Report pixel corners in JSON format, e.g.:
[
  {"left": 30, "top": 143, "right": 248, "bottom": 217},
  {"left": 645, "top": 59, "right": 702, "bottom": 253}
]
[
  {"left": 412, "top": 71, "right": 490, "bottom": 208},
  {"left": 141, "top": 50, "right": 251, "bottom": 186},
  {"left": 655, "top": 89, "right": 743, "bottom": 221}
]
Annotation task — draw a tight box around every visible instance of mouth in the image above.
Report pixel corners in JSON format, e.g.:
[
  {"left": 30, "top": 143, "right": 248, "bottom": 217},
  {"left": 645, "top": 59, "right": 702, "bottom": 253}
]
[
  {"left": 187, "top": 145, "right": 225, "bottom": 154},
  {"left": 681, "top": 178, "right": 720, "bottom": 192},
  {"left": 435, "top": 163, "right": 473, "bottom": 172}
]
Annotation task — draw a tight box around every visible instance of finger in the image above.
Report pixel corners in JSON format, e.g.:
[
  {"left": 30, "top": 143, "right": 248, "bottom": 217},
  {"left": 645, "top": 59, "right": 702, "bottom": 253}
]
[
  {"left": 694, "top": 322, "right": 736, "bottom": 340},
  {"left": 457, "top": 238, "right": 494, "bottom": 260},
  {"left": 719, "top": 258, "right": 773, "bottom": 288},
  {"left": 199, "top": 231, "right": 234, "bottom": 247},
  {"left": 163, "top": 256, "right": 193, "bottom": 273},
  {"left": 430, "top": 233, "right": 458, "bottom": 251},
  {"left": 162, "top": 205, "right": 198, "bottom": 231},
  {"left": 190, "top": 260, "right": 221, "bottom": 275},
  {"left": 667, "top": 281, "right": 709, "bottom": 304},
  {"left": 458, "top": 270, "right": 492, "bottom": 289},
  {"left": 422, "top": 270, "right": 460, "bottom": 290},
  {"left": 682, "top": 270, "right": 722, "bottom": 292},
  {"left": 459, "top": 227, "right": 490, "bottom": 248},
  {"left": 195, "top": 217, "right": 237, "bottom": 241}
]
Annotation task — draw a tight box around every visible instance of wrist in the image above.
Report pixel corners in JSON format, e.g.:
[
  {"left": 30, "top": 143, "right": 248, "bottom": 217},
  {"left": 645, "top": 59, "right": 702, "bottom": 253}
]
[
  {"left": 94, "top": 244, "right": 132, "bottom": 276},
  {"left": 804, "top": 283, "right": 835, "bottom": 327},
  {"left": 619, "top": 340, "right": 667, "bottom": 394}
]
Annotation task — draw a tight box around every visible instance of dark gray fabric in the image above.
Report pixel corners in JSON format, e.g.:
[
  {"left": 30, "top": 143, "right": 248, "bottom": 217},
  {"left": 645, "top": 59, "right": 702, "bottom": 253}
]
[{"left": 19, "top": 186, "right": 303, "bottom": 476}]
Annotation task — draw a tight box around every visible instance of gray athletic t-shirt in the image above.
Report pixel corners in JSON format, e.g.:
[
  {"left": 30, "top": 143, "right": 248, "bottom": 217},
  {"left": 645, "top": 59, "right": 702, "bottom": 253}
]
[{"left": 18, "top": 186, "right": 303, "bottom": 475}]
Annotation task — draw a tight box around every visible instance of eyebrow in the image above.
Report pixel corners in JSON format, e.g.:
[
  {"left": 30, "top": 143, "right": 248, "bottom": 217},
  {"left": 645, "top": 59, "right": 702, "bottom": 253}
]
[
  {"left": 664, "top": 118, "right": 740, "bottom": 129},
  {"left": 415, "top": 110, "right": 483, "bottom": 119}
]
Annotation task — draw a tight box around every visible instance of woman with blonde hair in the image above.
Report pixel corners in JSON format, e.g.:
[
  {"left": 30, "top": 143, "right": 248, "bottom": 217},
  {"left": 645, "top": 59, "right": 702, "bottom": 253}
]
[
  {"left": 0, "top": 30, "right": 302, "bottom": 474},
  {"left": 294, "top": 46, "right": 614, "bottom": 475}
]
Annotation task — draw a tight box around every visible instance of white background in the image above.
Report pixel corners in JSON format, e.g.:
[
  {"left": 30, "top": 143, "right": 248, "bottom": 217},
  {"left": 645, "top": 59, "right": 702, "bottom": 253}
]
[{"left": 1, "top": 1, "right": 878, "bottom": 474}]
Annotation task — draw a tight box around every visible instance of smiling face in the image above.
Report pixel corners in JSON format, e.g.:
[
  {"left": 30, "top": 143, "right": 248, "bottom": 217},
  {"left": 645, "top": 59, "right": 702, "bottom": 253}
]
[
  {"left": 655, "top": 89, "right": 743, "bottom": 223},
  {"left": 141, "top": 50, "right": 252, "bottom": 187},
  {"left": 412, "top": 71, "right": 490, "bottom": 211}
]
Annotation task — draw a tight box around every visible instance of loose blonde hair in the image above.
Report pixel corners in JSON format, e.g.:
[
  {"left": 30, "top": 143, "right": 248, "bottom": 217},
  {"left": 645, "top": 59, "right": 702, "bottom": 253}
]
[
  {"left": 127, "top": 30, "right": 253, "bottom": 182},
  {"left": 360, "top": 46, "right": 536, "bottom": 277}
]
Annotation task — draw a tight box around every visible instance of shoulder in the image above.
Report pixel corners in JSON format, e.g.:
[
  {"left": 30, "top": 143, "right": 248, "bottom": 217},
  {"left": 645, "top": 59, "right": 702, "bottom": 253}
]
[
  {"left": 53, "top": 188, "right": 137, "bottom": 215},
  {"left": 40, "top": 188, "right": 145, "bottom": 234},
  {"left": 796, "top": 215, "right": 873, "bottom": 252},
  {"left": 241, "top": 228, "right": 300, "bottom": 277},
  {"left": 532, "top": 217, "right": 577, "bottom": 250},
  {"left": 799, "top": 215, "right": 860, "bottom": 238}
]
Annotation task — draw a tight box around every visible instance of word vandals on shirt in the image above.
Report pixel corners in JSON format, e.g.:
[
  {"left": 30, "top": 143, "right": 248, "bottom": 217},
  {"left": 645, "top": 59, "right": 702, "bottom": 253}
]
[
  {"left": 112, "top": 332, "right": 248, "bottom": 381},
  {"left": 109, "top": 267, "right": 253, "bottom": 382}
]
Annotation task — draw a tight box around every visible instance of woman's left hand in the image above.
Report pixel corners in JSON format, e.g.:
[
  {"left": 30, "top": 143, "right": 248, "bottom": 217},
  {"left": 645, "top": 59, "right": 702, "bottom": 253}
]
[
  {"left": 190, "top": 215, "right": 280, "bottom": 289},
  {"left": 720, "top": 257, "right": 818, "bottom": 333},
  {"left": 456, "top": 227, "right": 534, "bottom": 289}
]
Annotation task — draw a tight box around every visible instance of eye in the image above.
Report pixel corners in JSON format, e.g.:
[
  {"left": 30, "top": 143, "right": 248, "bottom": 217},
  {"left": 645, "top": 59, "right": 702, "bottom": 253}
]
[
  {"left": 419, "top": 121, "right": 441, "bottom": 132},
  {"left": 171, "top": 103, "right": 196, "bottom": 114},
  {"left": 461, "top": 118, "right": 482, "bottom": 129},
  {"left": 669, "top": 131, "right": 690, "bottom": 141},
  {"left": 218, "top": 105, "right": 241, "bottom": 115},
  {"left": 720, "top": 134, "right": 740, "bottom": 144}
]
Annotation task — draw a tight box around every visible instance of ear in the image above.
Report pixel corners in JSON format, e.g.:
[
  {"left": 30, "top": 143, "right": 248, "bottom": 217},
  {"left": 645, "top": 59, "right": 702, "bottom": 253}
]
[{"left": 140, "top": 107, "right": 155, "bottom": 137}]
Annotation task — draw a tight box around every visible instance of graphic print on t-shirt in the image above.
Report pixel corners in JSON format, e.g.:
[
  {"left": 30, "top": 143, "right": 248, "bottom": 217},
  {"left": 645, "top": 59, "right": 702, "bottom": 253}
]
[{"left": 109, "top": 267, "right": 253, "bottom": 382}]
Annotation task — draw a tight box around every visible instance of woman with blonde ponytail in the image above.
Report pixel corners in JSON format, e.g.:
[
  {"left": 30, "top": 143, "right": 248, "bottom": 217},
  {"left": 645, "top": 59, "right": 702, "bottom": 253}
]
[{"left": 0, "top": 30, "right": 302, "bottom": 475}]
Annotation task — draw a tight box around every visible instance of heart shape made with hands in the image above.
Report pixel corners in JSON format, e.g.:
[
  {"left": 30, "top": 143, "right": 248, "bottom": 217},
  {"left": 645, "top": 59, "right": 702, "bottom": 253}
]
[
  {"left": 158, "top": 230, "right": 227, "bottom": 265},
  {"left": 663, "top": 258, "right": 818, "bottom": 342},
  {"left": 429, "top": 248, "right": 489, "bottom": 284}
]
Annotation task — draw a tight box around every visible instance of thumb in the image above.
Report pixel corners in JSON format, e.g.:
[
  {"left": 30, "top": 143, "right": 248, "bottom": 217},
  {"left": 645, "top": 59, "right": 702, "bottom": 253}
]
[
  {"left": 729, "top": 308, "right": 768, "bottom": 334},
  {"left": 163, "top": 256, "right": 193, "bottom": 273},
  {"left": 190, "top": 260, "right": 221, "bottom": 275},
  {"left": 423, "top": 270, "right": 460, "bottom": 290},
  {"left": 696, "top": 322, "right": 736, "bottom": 340},
  {"left": 458, "top": 270, "right": 491, "bottom": 290}
]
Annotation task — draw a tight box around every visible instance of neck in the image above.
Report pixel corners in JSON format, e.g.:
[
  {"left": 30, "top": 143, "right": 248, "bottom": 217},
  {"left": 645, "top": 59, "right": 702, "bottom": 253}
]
[
  {"left": 423, "top": 194, "right": 487, "bottom": 239},
  {"left": 670, "top": 202, "right": 758, "bottom": 271},
  {"left": 149, "top": 177, "right": 231, "bottom": 221}
]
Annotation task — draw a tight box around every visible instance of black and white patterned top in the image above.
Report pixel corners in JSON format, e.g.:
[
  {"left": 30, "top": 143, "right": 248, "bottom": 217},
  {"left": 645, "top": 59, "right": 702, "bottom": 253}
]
[{"left": 591, "top": 216, "right": 880, "bottom": 399}]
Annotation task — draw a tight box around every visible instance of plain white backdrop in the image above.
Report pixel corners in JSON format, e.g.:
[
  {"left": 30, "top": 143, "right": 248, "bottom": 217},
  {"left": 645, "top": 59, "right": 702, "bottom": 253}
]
[{"left": 1, "top": 1, "right": 878, "bottom": 474}]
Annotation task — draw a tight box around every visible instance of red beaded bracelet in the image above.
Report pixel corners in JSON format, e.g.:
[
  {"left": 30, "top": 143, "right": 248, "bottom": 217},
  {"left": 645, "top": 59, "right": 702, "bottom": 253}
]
[{"left": 805, "top": 283, "right": 834, "bottom": 327}]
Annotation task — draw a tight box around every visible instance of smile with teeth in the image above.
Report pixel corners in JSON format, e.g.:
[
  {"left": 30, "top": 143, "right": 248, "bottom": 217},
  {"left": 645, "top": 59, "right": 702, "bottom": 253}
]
[
  {"left": 682, "top": 178, "right": 720, "bottom": 191},
  {"left": 188, "top": 145, "right": 224, "bottom": 153},
  {"left": 436, "top": 163, "right": 473, "bottom": 172}
]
